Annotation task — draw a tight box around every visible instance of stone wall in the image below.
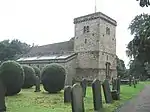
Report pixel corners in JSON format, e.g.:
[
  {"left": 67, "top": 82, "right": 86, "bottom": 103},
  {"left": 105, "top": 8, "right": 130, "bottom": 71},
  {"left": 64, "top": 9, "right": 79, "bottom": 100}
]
[
  {"left": 76, "top": 51, "right": 99, "bottom": 68},
  {"left": 74, "top": 18, "right": 100, "bottom": 52},
  {"left": 18, "top": 57, "right": 77, "bottom": 86},
  {"left": 74, "top": 12, "right": 117, "bottom": 80},
  {"left": 98, "top": 16, "right": 117, "bottom": 79},
  {"left": 75, "top": 68, "right": 99, "bottom": 81},
  {"left": 99, "top": 19, "right": 116, "bottom": 55},
  {"left": 64, "top": 57, "right": 76, "bottom": 86}
]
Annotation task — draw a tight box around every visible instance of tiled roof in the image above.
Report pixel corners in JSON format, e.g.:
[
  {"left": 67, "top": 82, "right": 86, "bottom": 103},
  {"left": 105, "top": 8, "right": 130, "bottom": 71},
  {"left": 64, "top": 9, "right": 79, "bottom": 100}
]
[{"left": 24, "top": 40, "right": 74, "bottom": 57}]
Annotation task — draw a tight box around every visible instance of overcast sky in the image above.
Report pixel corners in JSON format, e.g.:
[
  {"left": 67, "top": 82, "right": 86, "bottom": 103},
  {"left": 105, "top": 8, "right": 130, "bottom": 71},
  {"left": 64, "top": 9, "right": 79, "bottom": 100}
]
[{"left": 0, "top": 0, "right": 150, "bottom": 67}]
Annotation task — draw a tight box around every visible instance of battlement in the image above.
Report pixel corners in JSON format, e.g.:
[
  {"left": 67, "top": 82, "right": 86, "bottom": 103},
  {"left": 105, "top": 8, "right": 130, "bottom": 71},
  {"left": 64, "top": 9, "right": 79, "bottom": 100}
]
[{"left": 74, "top": 12, "right": 117, "bottom": 26}]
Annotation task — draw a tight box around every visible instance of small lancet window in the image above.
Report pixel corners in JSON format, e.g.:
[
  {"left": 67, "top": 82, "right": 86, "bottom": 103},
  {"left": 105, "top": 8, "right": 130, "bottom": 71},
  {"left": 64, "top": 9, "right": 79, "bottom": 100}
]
[
  {"left": 106, "top": 27, "right": 110, "bottom": 35},
  {"left": 83, "top": 26, "right": 90, "bottom": 33},
  {"left": 85, "top": 39, "right": 87, "bottom": 44}
]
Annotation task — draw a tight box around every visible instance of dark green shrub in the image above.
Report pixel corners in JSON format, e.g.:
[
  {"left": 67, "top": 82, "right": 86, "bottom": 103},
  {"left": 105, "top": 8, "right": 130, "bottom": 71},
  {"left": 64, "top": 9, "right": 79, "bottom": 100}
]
[
  {"left": 32, "top": 66, "right": 40, "bottom": 78},
  {"left": 41, "top": 63, "right": 66, "bottom": 93},
  {"left": 0, "top": 60, "right": 24, "bottom": 96},
  {"left": 22, "top": 65, "right": 36, "bottom": 88}
]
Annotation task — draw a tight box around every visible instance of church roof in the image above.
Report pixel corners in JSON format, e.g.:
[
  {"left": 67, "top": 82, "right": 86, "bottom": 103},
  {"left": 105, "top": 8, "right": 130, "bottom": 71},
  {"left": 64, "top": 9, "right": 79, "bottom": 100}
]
[
  {"left": 17, "top": 53, "right": 76, "bottom": 62},
  {"left": 24, "top": 40, "right": 74, "bottom": 57}
]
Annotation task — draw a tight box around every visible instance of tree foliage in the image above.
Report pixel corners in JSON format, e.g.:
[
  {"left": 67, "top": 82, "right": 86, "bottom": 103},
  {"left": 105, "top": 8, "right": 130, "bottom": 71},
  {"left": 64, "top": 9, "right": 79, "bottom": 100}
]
[
  {"left": 0, "top": 39, "right": 31, "bottom": 62},
  {"left": 137, "top": 0, "right": 150, "bottom": 7},
  {"left": 32, "top": 66, "right": 41, "bottom": 78},
  {"left": 22, "top": 65, "right": 36, "bottom": 89},
  {"left": 116, "top": 57, "right": 127, "bottom": 78},
  {"left": 41, "top": 63, "right": 66, "bottom": 93},
  {"left": 0, "top": 60, "right": 24, "bottom": 96},
  {"left": 127, "top": 13, "right": 150, "bottom": 79}
]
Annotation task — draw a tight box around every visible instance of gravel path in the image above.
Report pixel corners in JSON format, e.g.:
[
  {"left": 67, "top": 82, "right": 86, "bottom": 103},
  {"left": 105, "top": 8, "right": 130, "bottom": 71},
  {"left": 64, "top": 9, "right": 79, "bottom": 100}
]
[{"left": 115, "top": 85, "right": 150, "bottom": 112}]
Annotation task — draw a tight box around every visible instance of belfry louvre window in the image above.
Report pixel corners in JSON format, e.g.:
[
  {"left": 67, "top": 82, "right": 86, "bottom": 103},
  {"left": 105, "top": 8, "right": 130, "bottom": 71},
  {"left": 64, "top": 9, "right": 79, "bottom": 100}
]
[
  {"left": 83, "top": 26, "right": 86, "bottom": 33},
  {"left": 85, "top": 39, "right": 87, "bottom": 44},
  {"left": 87, "top": 26, "right": 89, "bottom": 32},
  {"left": 106, "top": 27, "right": 110, "bottom": 35},
  {"left": 83, "top": 26, "right": 90, "bottom": 33}
]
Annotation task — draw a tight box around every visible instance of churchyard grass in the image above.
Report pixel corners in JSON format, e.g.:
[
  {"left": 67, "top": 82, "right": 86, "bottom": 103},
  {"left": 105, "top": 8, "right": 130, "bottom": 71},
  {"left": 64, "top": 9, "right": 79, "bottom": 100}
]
[{"left": 6, "top": 83, "right": 144, "bottom": 112}]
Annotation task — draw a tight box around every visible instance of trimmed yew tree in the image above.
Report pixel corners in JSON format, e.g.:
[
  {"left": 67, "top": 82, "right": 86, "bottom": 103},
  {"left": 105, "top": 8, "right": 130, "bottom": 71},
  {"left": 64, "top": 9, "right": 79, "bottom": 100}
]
[
  {"left": 0, "top": 60, "right": 24, "bottom": 96},
  {"left": 41, "top": 63, "right": 66, "bottom": 93},
  {"left": 22, "top": 65, "right": 36, "bottom": 88},
  {"left": 32, "top": 66, "right": 41, "bottom": 78}
]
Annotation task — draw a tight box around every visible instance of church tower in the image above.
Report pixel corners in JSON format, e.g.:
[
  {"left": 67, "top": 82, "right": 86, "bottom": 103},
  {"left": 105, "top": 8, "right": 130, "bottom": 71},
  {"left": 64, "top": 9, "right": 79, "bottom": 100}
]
[{"left": 74, "top": 12, "right": 117, "bottom": 81}]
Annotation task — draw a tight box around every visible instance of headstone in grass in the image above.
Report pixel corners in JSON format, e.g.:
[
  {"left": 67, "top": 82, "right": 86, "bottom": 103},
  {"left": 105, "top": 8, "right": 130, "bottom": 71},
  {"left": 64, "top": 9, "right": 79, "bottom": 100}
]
[
  {"left": 34, "top": 76, "right": 41, "bottom": 92},
  {"left": 64, "top": 86, "right": 71, "bottom": 103},
  {"left": 129, "top": 75, "right": 132, "bottom": 86},
  {"left": 71, "top": 84, "right": 85, "bottom": 112},
  {"left": 92, "top": 79, "right": 103, "bottom": 111},
  {"left": 116, "top": 76, "right": 121, "bottom": 94},
  {"left": 111, "top": 90, "right": 120, "bottom": 100},
  {"left": 0, "top": 79, "right": 6, "bottom": 112},
  {"left": 112, "top": 79, "right": 117, "bottom": 91},
  {"left": 112, "top": 77, "right": 114, "bottom": 84},
  {"left": 102, "top": 79, "right": 113, "bottom": 104},
  {"left": 80, "top": 78, "right": 87, "bottom": 97},
  {"left": 133, "top": 77, "right": 136, "bottom": 88},
  {"left": 135, "top": 79, "right": 138, "bottom": 84}
]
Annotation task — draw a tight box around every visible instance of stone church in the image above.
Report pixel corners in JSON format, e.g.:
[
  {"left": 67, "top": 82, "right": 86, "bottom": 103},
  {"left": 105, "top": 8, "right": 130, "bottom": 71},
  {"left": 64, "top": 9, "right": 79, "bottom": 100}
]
[{"left": 17, "top": 12, "right": 117, "bottom": 85}]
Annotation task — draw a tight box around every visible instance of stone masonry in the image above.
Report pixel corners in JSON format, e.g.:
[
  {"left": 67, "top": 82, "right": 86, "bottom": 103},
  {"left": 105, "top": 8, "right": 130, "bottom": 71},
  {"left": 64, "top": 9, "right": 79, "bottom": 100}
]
[
  {"left": 17, "top": 12, "right": 117, "bottom": 85},
  {"left": 74, "top": 12, "right": 117, "bottom": 81}
]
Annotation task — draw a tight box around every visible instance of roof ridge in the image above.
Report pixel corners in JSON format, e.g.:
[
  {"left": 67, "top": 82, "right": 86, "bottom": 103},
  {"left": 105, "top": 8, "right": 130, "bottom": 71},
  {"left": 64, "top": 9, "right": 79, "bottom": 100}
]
[{"left": 34, "top": 40, "right": 71, "bottom": 48}]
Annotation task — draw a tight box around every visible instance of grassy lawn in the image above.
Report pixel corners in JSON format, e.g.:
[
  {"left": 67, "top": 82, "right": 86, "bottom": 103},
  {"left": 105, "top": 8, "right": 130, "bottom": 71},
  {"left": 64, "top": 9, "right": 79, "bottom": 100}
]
[{"left": 6, "top": 82, "right": 145, "bottom": 112}]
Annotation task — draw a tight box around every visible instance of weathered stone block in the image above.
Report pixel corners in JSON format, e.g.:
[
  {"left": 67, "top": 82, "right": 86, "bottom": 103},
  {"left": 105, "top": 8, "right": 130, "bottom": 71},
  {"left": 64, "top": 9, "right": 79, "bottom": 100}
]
[
  {"left": 120, "top": 79, "right": 129, "bottom": 85},
  {"left": 80, "top": 78, "right": 87, "bottom": 97},
  {"left": 34, "top": 76, "right": 41, "bottom": 92},
  {"left": 129, "top": 75, "right": 132, "bottom": 86},
  {"left": 111, "top": 90, "right": 120, "bottom": 100},
  {"left": 92, "top": 79, "right": 103, "bottom": 111},
  {"left": 64, "top": 86, "right": 72, "bottom": 103},
  {"left": 71, "top": 84, "right": 85, "bottom": 112},
  {"left": 116, "top": 76, "right": 121, "bottom": 94},
  {"left": 133, "top": 77, "right": 136, "bottom": 88},
  {"left": 0, "top": 79, "right": 6, "bottom": 111},
  {"left": 112, "top": 79, "right": 117, "bottom": 90},
  {"left": 102, "top": 79, "right": 113, "bottom": 103}
]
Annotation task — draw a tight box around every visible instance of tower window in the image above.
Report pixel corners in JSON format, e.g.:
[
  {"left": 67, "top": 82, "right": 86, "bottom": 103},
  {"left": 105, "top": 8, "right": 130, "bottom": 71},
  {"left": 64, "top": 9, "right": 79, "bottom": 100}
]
[
  {"left": 87, "top": 26, "right": 89, "bottom": 32},
  {"left": 107, "top": 55, "right": 109, "bottom": 60},
  {"left": 83, "top": 26, "right": 86, "bottom": 33},
  {"left": 106, "top": 27, "right": 110, "bottom": 35},
  {"left": 85, "top": 39, "right": 87, "bottom": 44},
  {"left": 83, "top": 26, "right": 90, "bottom": 33}
]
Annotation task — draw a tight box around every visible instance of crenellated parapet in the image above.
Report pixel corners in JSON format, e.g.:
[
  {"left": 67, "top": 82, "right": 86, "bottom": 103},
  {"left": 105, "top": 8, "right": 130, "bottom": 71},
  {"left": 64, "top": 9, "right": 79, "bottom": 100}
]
[{"left": 74, "top": 12, "right": 117, "bottom": 26}]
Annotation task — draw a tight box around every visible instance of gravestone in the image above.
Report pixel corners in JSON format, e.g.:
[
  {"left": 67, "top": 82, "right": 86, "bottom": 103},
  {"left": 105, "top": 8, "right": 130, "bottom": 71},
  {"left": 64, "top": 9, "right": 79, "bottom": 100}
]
[
  {"left": 116, "top": 76, "right": 121, "bottom": 94},
  {"left": 129, "top": 75, "right": 132, "bottom": 86},
  {"left": 72, "top": 79, "right": 76, "bottom": 86},
  {"left": 135, "top": 79, "right": 138, "bottom": 84},
  {"left": 80, "top": 78, "right": 87, "bottom": 97},
  {"left": 112, "top": 79, "right": 117, "bottom": 91},
  {"left": 92, "top": 79, "right": 103, "bottom": 111},
  {"left": 0, "top": 79, "right": 6, "bottom": 112},
  {"left": 64, "top": 86, "right": 71, "bottom": 103},
  {"left": 120, "top": 79, "right": 129, "bottom": 85},
  {"left": 71, "top": 84, "right": 85, "bottom": 112},
  {"left": 102, "top": 79, "right": 113, "bottom": 103},
  {"left": 34, "top": 76, "right": 41, "bottom": 92},
  {"left": 133, "top": 77, "right": 136, "bottom": 88},
  {"left": 112, "top": 77, "right": 114, "bottom": 84},
  {"left": 111, "top": 90, "right": 120, "bottom": 100}
]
